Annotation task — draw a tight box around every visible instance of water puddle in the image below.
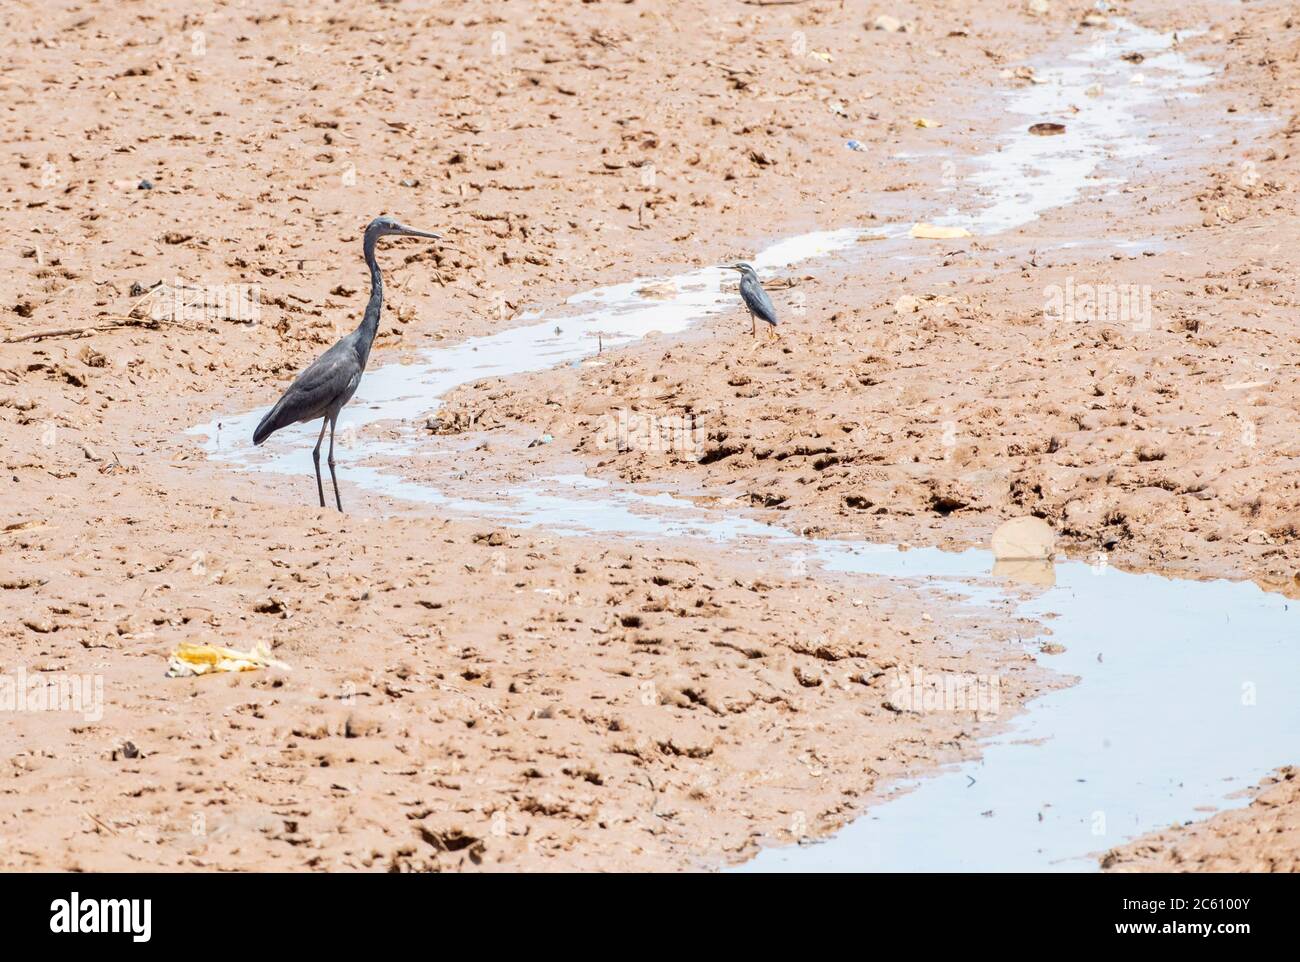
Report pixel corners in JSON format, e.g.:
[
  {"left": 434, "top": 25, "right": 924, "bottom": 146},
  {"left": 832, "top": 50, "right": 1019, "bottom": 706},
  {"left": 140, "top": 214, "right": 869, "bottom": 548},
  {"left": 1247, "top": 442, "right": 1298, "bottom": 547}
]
[
  {"left": 184, "top": 21, "right": 1294, "bottom": 872},
  {"left": 742, "top": 552, "right": 1299, "bottom": 872},
  {"left": 954, "top": 23, "right": 1215, "bottom": 234}
]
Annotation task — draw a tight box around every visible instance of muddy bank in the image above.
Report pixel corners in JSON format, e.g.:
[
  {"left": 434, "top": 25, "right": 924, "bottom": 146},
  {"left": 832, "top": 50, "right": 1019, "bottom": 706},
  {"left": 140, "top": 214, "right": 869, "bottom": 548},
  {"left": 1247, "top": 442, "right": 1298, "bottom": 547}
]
[{"left": 0, "top": 454, "right": 1051, "bottom": 870}]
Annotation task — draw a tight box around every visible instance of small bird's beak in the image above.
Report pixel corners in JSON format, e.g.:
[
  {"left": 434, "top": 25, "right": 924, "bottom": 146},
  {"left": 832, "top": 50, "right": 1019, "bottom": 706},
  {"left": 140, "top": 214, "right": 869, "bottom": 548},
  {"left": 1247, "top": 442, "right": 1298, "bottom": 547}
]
[
  {"left": 718, "top": 264, "right": 741, "bottom": 271},
  {"left": 399, "top": 226, "right": 441, "bottom": 240}
]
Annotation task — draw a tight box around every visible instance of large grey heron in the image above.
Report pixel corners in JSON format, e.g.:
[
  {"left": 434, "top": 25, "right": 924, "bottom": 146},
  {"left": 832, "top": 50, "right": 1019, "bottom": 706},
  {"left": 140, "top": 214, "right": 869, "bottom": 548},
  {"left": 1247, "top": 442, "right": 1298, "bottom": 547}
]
[
  {"left": 253, "top": 216, "right": 440, "bottom": 511},
  {"left": 722, "top": 262, "right": 778, "bottom": 340}
]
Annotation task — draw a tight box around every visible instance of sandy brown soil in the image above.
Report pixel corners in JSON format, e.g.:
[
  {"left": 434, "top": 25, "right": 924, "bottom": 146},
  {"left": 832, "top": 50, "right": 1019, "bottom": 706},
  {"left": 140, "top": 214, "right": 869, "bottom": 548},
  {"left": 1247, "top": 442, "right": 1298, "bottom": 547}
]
[{"left": 1, "top": 0, "right": 1297, "bottom": 870}]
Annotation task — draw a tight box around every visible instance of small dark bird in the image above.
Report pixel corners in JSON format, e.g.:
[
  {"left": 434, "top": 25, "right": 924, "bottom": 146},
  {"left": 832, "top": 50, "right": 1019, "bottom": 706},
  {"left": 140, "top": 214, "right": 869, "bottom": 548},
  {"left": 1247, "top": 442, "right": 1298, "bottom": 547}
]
[
  {"left": 722, "top": 262, "right": 778, "bottom": 340},
  {"left": 253, "top": 216, "right": 440, "bottom": 511}
]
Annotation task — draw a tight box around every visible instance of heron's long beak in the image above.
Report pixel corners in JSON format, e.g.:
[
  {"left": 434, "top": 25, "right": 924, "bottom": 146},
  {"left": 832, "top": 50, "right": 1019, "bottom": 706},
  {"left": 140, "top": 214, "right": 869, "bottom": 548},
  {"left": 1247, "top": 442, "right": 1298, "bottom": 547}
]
[
  {"left": 399, "top": 227, "right": 441, "bottom": 240},
  {"left": 718, "top": 264, "right": 741, "bottom": 271}
]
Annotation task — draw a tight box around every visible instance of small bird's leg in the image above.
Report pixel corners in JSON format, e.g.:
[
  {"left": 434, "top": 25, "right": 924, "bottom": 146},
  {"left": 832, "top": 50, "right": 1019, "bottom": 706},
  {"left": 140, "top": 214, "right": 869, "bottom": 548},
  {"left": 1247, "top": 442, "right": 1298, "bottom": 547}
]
[
  {"left": 750, "top": 311, "right": 757, "bottom": 338},
  {"left": 327, "top": 413, "right": 343, "bottom": 513},
  {"left": 311, "top": 419, "right": 328, "bottom": 508}
]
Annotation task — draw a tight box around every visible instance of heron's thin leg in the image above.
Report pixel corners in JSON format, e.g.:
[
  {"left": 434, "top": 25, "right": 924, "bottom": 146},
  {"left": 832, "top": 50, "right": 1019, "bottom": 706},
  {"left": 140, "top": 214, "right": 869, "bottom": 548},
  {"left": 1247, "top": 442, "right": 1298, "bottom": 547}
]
[
  {"left": 311, "top": 419, "right": 328, "bottom": 508},
  {"left": 327, "top": 414, "right": 343, "bottom": 513},
  {"left": 746, "top": 312, "right": 762, "bottom": 352}
]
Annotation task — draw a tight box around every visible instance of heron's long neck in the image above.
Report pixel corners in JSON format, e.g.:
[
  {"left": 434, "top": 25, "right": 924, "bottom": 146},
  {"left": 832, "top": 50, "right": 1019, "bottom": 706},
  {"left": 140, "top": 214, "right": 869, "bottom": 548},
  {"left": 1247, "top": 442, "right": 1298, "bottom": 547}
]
[{"left": 356, "top": 231, "right": 384, "bottom": 363}]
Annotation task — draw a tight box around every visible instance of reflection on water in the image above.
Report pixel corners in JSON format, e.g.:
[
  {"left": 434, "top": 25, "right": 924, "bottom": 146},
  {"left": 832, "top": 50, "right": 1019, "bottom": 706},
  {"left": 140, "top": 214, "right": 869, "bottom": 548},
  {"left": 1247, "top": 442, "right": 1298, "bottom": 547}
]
[{"left": 993, "top": 558, "right": 1057, "bottom": 587}]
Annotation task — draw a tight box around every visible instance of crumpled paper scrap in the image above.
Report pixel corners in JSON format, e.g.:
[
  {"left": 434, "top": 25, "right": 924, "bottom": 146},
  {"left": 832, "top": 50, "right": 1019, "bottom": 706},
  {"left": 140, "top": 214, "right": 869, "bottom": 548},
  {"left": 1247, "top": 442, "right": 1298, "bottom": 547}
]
[
  {"left": 166, "top": 641, "right": 290, "bottom": 678},
  {"left": 909, "top": 223, "right": 972, "bottom": 240}
]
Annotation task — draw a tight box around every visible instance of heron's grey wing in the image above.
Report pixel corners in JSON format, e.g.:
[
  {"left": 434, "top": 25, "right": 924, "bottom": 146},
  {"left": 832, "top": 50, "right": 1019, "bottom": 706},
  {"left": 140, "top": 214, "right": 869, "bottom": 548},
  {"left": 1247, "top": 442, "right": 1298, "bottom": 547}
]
[
  {"left": 742, "top": 275, "right": 778, "bottom": 326},
  {"left": 253, "top": 340, "right": 362, "bottom": 444}
]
